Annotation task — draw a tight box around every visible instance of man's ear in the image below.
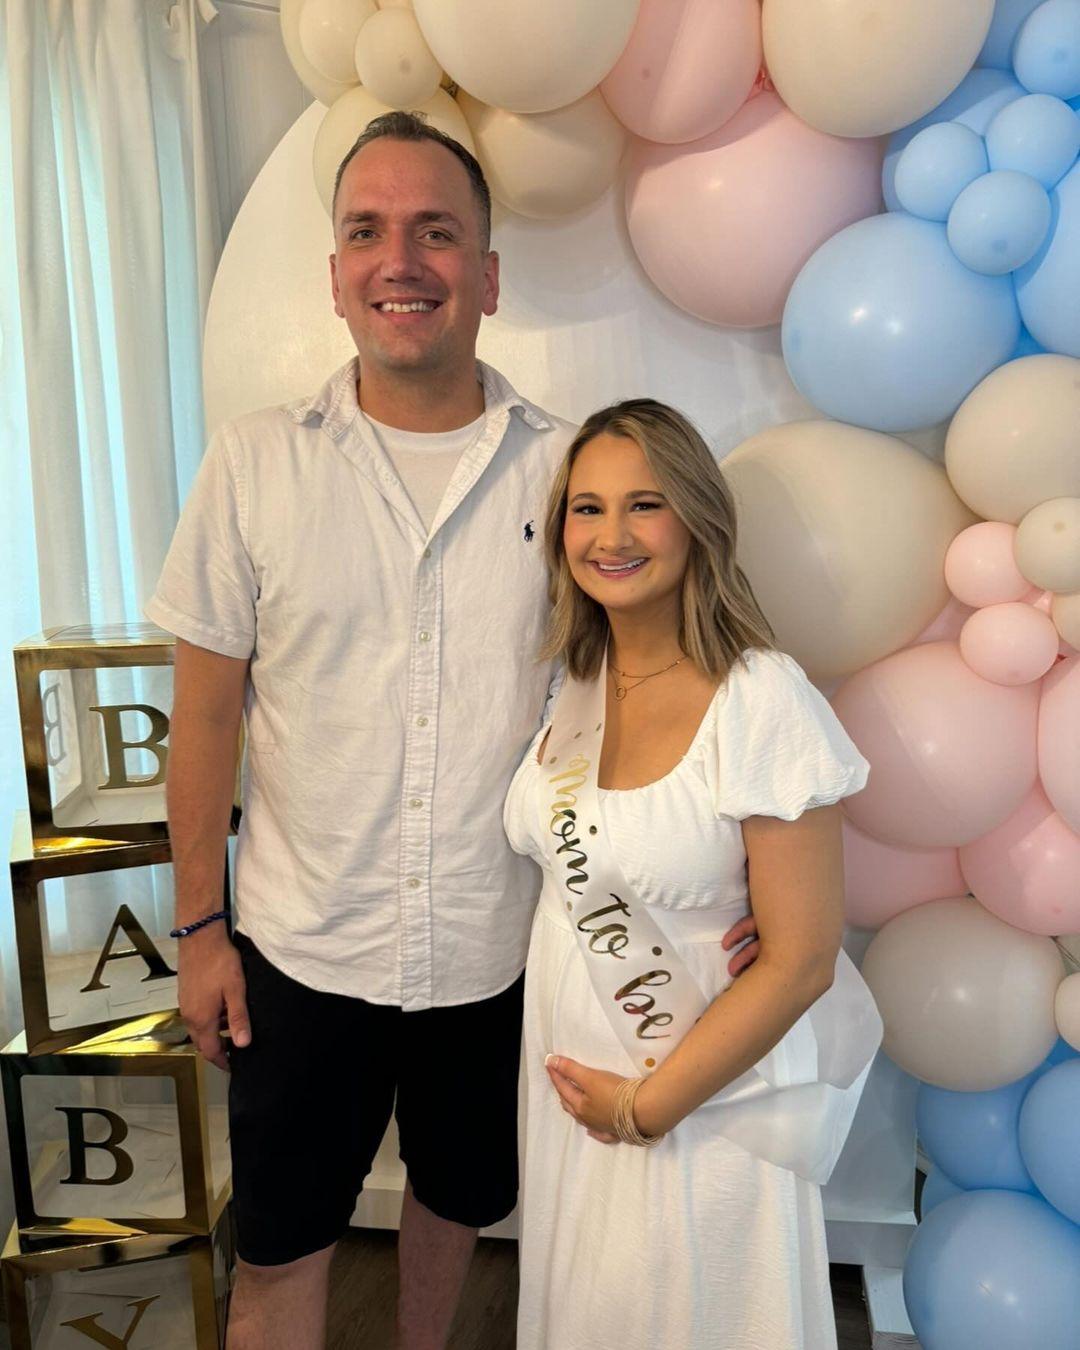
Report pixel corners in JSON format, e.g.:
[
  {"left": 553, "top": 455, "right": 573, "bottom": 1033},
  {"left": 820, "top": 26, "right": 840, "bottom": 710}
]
[
  {"left": 330, "top": 251, "right": 344, "bottom": 319},
  {"left": 483, "top": 250, "right": 500, "bottom": 317}
]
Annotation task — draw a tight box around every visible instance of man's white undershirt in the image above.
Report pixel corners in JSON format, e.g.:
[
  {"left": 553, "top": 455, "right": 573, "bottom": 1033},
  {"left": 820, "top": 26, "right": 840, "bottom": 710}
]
[{"left": 363, "top": 410, "right": 487, "bottom": 533}]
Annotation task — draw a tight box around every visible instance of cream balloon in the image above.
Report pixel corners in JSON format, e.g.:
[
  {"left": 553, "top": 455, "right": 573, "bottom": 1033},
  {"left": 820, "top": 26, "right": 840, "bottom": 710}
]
[
  {"left": 413, "top": 0, "right": 640, "bottom": 114},
  {"left": 946, "top": 355, "right": 1080, "bottom": 523},
  {"left": 842, "top": 819, "right": 965, "bottom": 930},
  {"left": 762, "top": 0, "right": 994, "bottom": 138},
  {"left": 1039, "top": 655, "right": 1080, "bottom": 833},
  {"left": 458, "top": 92, "right": 626, "bottom": 221},
  {"left": 282, "top": 0, "right": 363, "bottom": 105},
  {"left": 1052, "top": 591, "right": 1080, "bottom": 649},
  {"left": 721, "top": 421, "right": 974, "bottom": 682},
  {"left": 300, "top": 0, "right": 377, "bottom": 83},
  {"left": 354, "top": 8, "right": 442, "bottom": 108},
  {"left": 861, "top": 897, "right": 1062, "bottom": 1090},
  {"left": 833, "top": 641, "right": 1039, "bottom": 847},
  {"left": 312, "top": 86, "right": 474, "bottom": 216},
  {"left": 1056, "top": 972, "right": 1080, "bottom": 1051},
  {"left": 1015, "top": 497, "right": 1080, "bottom": 593}
]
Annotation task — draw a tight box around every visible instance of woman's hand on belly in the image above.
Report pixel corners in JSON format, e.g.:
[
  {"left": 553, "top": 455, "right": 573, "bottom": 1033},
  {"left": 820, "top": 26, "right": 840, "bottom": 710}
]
[{"left": 544, "top": 1054, "right": 620, "bottom": 1144}]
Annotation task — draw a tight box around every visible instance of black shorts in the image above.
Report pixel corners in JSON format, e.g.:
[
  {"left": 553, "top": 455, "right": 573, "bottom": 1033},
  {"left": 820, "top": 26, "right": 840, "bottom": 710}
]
[{"left": 228, "top": 932, "right": 524, "bottom": 1267}]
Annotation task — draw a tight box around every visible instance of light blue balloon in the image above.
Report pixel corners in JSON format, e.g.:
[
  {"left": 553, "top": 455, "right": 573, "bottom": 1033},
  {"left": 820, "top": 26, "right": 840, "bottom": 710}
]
[
  {"left": 947, "top": 169, "right": 1052, "bottom": 272},
  {"left": 920, "top": 1165, "right": 964, "bottom": 1218},
  {"left": 1040, "top": 1035, "right": 1080, "bottom": 1071},
  {"left": 1019, "top": 1059, "right": 1080, "bottom": 1223},
  {"left": 884, "top": 68, "right": 1026, "bottom": 209},
  {"left": 895, "top": 123, "right": 989, "bottom": 220},
  {"left": 1016, "top": 157, "right": 1080, "bottom": 352},
  {"left": 1011, "top": 323, "right": 1049, "bottom": 353},
  {"left": 980, "top": 0, "right": 1048, "bottom": 68},
  {"left": 986, "top": 92, "right": 1080, "bottom": 184},
  {"left": 904, "top": 1190, "right": 1080, "bottom": 1350},
  {"left": 1014, "top": 0, "right": 1080, "bottom": 99},
  {"left": 916, "top": 1074, "right": 1037, "bottom": 1192},
  {"left": 782, "top": 212, "right": 1020, "bottom": 432}
]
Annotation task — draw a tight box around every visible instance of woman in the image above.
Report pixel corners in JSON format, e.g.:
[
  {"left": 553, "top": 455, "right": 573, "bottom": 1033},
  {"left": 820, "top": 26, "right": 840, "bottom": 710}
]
[{"left": 504, "top": 401, "right": 883, "bottom": 1350}]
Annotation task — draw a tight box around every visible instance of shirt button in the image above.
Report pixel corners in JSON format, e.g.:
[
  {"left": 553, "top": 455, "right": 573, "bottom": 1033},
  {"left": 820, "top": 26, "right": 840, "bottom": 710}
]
[
  {"left": 405, "top": 877, "right": 421, "bottom": 890},
  {"left": 416, "top": 715, "right": 429, "bottom": 727},
  {"left": 418, "top": 630, "right": 431, "bottom": 643},
  {"left": 423, "top": 547, "right": 432, "bottom": 559},
  {"left": 409, "top": 798, "right": 423, "bottom": 809}
]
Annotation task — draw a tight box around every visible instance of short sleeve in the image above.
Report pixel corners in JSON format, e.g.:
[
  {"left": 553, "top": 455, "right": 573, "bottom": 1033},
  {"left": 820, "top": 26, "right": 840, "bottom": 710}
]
[
  {"left": 144, "top": 424, "right": 257, "bottom": 659},
  {"left": 707, "top": 649, "right": 869, "bottom": 821}
]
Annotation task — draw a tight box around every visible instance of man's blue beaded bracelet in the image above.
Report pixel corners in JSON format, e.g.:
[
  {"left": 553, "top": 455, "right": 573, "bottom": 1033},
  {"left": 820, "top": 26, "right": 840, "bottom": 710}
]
[{"left": 170, "top": 910, "right": 230, "bottom": 939}]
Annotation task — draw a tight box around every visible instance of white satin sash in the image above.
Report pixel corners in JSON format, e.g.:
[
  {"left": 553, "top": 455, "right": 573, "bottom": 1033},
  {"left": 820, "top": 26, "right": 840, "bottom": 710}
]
[{"left": 541, "top": 661, "right": 707, "bottom": 1076}]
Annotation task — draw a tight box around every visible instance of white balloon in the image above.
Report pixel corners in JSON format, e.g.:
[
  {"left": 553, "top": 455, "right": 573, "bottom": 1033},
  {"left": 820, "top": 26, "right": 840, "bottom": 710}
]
[
  {"left": 298, "top": 0, "right": 377, "bottom": 86},
  {"left": 1057, "top": 972, "right": 1080, "bottom": 1050},
  {"left": 413, "top": 0, "right": 640, "bottom": 114},
  {"left": 763, "top": 0, "right": 994, "bottom": 138},
  {"left": 282, "top": 0, "right": 362, "bottom": 105},
  {"left": 354, "top": 9, "right": 442, "bottom": 108},
  {"left": 312, "top": 85, "right": 474, "bottom": 216},
  {"left": 1015, "top": 497, "right": 1080, "bottom": 593},
  {"left": 458, "top": 92, "right": 626, "bottom": 220}
]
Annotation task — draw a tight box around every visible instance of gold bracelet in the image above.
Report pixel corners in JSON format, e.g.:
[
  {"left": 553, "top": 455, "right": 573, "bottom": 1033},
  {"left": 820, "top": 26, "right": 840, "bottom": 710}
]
[{"left": 611, "top": 1076, "right": 664, "bottom": 1147}]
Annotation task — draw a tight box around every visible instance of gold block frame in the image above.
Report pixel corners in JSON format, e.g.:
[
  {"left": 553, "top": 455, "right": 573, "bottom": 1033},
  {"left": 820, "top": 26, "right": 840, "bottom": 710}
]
[
  {"left": 1, "top": 1207, "right": 234, "bottom": 1349},
  {"left": 10, "top": 814, "right": 182, "bottom": 1055},
  {"left": 14, "top": 625, "right": 176, "bottom": 847},
  {"left": 2, "top": 1013, "right": 230, "bottom": 1239}
]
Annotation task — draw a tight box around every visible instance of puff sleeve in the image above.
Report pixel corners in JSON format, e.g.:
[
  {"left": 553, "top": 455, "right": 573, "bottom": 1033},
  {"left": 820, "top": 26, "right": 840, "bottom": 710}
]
[{"left": 706, "top": 649, "right": 868, "bottom": 821}]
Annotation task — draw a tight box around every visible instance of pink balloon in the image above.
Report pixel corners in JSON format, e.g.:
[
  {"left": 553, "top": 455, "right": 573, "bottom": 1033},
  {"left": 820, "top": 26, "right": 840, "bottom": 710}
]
[
  {"left": 913, "top": 595, "right": 975, "bottom": 645},
  {"left": 842, "top": 818, "right": 966, "bottom": 930},
  {"left": 959, "top": 786, "right": 1080, "bottom": 936},
  {"left": 625, "top": 91, "right": 882, "bottom": 328},
  {"left": 600, "top": 0, "right": 762, "bottom": 145},
  {"left": 1039, "top": 655, "right": 1080, "bottom": 833},
  {"left": 944, "top": 521, "right": 1029, "bottom": 608},
  {"left": 832, "top": 641, "right": 1038, "bottom": 848},
  {"left": 959, "top": 602, "right": 1060, "bottom": 685}
]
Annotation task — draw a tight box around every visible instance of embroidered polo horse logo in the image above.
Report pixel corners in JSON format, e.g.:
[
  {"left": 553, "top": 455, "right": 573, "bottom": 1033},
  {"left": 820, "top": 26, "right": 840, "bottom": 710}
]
[{"left": 523, "top": 520, "right": 535, "bottom": 542}]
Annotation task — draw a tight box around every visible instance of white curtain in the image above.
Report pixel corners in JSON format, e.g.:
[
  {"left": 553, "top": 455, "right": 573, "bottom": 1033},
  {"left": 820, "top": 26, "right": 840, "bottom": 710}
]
[{"left": 0, "top": 0, "right": 221, "bottom": 1228}]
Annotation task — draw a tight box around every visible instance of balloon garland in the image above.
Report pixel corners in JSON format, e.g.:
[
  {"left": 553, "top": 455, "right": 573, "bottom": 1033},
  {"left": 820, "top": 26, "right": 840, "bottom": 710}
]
[{"left": 274, "top": 3, "right": 1080, "bottom": 1344}]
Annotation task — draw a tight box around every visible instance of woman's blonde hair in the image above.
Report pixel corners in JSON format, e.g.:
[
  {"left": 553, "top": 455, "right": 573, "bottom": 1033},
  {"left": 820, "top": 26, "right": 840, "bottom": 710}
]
[{"left": 541, "top": 399, "right": 774, "bottom": 681}]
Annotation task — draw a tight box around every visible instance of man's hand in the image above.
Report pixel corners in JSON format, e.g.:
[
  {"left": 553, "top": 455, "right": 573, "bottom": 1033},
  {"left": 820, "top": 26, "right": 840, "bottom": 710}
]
[
  {"left": 722, "top": 914, "right": 760, "bottom": 978},
  {"left": 179, "top": 931, "right": 251, "bottom": 1070}
]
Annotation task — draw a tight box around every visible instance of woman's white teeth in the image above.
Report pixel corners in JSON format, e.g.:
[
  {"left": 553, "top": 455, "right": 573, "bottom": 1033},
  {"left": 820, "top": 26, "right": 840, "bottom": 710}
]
[
  {"left": 380, "top": 301, "right": 435, "bottom": 313},
  {"left": 597, "top": 558, "right": 646, "bottom": 574}
]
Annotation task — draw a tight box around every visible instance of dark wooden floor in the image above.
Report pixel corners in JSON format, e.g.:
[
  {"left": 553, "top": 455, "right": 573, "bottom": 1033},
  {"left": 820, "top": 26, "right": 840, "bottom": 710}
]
[{"left": 328, "top": 1230, "right": 872, "bottom": 1349}]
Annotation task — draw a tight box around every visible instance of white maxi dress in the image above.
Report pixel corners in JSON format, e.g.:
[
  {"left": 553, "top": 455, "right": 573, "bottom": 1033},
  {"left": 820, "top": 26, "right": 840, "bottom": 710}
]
[{"left": 504, "top": 650, "right": 881, "bottom": 1350}]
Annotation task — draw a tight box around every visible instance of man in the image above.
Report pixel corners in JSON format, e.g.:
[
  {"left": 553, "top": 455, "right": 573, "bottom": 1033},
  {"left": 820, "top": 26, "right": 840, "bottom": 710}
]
[{"left": 148, "top": 113, "right": 757, "bottom": 1350}]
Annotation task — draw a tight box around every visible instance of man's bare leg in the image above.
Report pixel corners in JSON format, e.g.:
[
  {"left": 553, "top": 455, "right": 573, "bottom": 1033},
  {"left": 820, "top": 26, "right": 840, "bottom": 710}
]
[
  {"left": 227, "top": 1242, "right": 335, "bottom": 1350},
  {"left": 397, "top": 1181, "right": 479, "bottom": 1350}
]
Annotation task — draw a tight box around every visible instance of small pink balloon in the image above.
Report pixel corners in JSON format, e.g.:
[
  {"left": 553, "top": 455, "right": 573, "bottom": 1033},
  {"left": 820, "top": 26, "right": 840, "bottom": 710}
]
[
  {"left": 601, "top": 0, "right": 762, "bottom": 145},
  {"left": 1039, "top": 654, "right": 1080, "bottom": 833},
  {"left": 959, "top": 601, "right": 1060, "bottom": 685},
  {"left": 842, "top": 818, "right": 966, "bottom": 930},
  {"left": 944, "top": 521, "right": 1029, "bottom": 608},
  {"left": 625, "top": 91, "right": 882, "bottom": 328},
  {"left": 832, "top": 641, "right": 1038, "bottom": 848},
  {"left": 960, "top": 786, "right": 1080, "bottom": 936},
  {"left": 913, "top": 595, "right": 975, "bottom": 645}
]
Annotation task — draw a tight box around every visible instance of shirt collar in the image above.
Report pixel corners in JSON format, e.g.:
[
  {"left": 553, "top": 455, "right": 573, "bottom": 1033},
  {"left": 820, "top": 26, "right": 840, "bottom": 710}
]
[{"left": 285, "top": 357, "right": 553, "bottom": 438}]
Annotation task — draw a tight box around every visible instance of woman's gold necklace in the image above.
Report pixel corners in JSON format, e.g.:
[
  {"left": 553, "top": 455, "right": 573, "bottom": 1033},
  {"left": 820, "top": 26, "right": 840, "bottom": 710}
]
[{"left": 608, "top": 655, "right": 686, "bottom": 700}]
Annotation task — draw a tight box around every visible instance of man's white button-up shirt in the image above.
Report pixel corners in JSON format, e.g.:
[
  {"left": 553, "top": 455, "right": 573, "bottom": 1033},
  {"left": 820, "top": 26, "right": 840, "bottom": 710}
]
[{"left": 146, "top": 359, "right": 574, "bottom": 1008}]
